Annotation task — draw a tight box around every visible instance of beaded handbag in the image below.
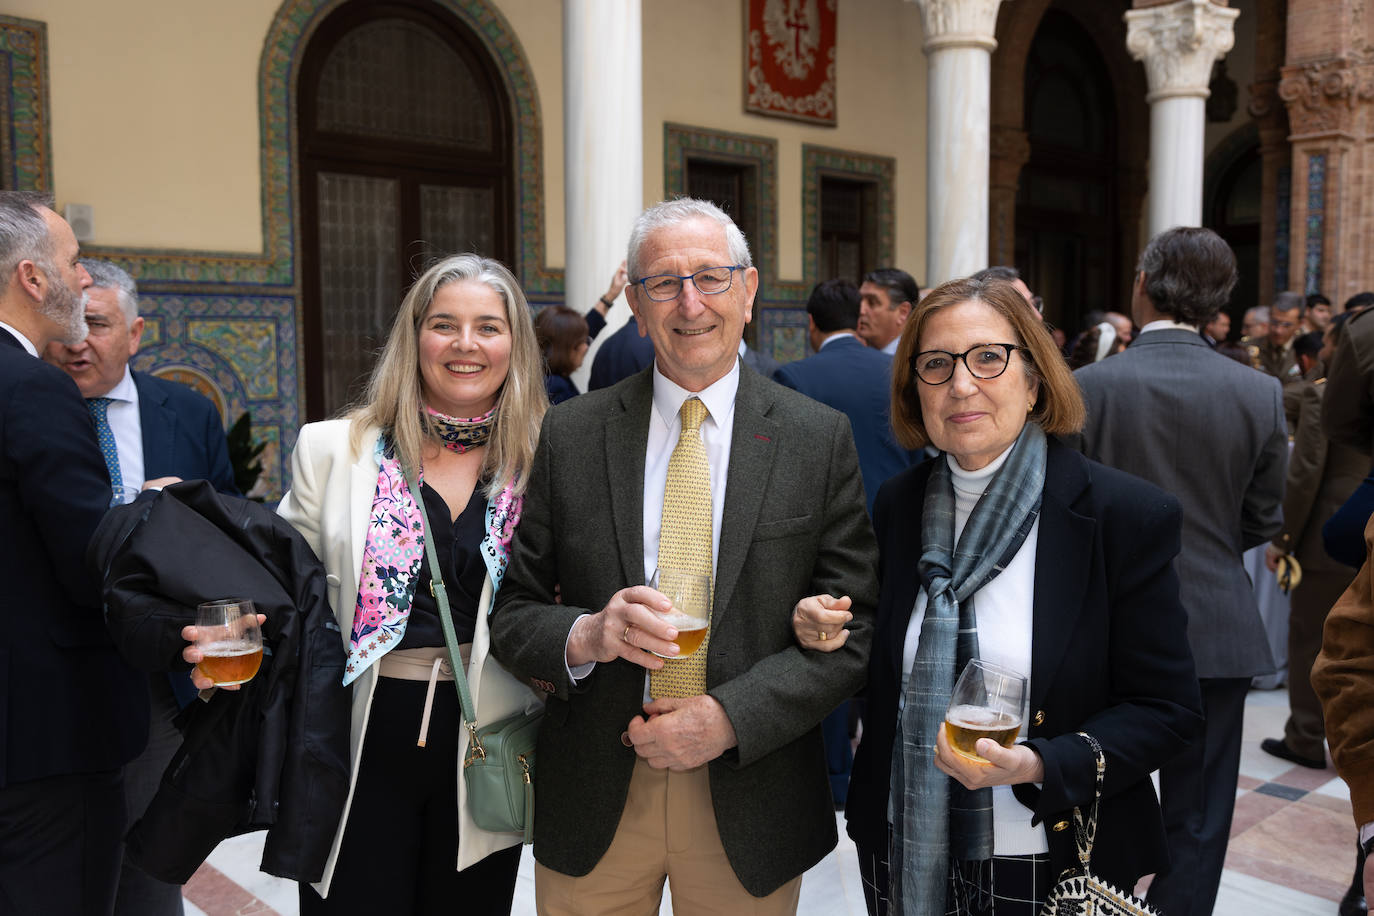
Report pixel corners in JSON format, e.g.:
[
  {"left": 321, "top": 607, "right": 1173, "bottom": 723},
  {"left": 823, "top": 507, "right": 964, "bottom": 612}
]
[{"left": 1040, "top": 733, "right": 1161, "bottom": 916}]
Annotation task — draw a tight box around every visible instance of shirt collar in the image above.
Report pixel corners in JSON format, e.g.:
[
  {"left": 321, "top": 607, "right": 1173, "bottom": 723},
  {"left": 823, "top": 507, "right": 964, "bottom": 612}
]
[
  {"left": 101, "top": 366, "right": 137, "bottom": 403},
  {"left": 0, "top": 321, "right": 38, "bottom": 357},
  {"left": 652, "top": 358, "right": 740, "bottom": 430},
  {"left": 819, "top": 331, "right": 857, "bottom": 350},
  {"left": 1139, "top": 319, "right": 1199, "bottom": 335}
]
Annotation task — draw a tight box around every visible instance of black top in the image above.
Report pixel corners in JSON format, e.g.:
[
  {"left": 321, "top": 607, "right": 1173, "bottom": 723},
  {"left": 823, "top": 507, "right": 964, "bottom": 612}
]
[{"left": 399, "top": 481, "right": 487, "bottom": 647}]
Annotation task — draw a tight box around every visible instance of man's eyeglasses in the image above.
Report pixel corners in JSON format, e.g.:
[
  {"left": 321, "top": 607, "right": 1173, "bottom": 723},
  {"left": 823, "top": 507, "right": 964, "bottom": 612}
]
[
  {"left": 911, "top": 343, "right": 1026, "bottom": 385},
  {"left": 632, "top": 265, "right": 745, "bottom": 302}
]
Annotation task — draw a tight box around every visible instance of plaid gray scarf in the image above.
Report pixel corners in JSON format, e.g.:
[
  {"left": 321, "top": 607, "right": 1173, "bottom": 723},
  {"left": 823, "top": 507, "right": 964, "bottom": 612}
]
[{"left": 889, "top": 422, "right": 1046, "bottom": 916}]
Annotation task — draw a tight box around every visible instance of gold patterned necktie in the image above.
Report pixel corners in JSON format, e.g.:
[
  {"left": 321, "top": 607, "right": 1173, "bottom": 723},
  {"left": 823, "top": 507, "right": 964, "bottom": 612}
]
[{"left": 649, "top": 397, "right": 714, "bottom": 699}]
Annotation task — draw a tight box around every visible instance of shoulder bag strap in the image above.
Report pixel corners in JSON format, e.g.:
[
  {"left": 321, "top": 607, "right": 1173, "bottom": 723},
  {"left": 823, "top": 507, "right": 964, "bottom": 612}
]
[
  {"left": 1072, "top": 731, "right": 1106, "bottom": 869},
  {"left": 401, "top": 460, "right": 480, "bottom": 733}
]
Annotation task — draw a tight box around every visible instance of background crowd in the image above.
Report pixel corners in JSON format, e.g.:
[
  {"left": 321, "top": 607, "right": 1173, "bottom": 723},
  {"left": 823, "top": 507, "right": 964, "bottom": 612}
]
[{"left": 5, "top": 187, "right": 1374, "bottom": 916}]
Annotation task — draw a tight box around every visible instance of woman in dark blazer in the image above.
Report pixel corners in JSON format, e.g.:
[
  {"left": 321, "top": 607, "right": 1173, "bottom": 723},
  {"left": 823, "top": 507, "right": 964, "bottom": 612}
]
[{"left": 796, "top": 277, "right": 1203, "bottom": 915}]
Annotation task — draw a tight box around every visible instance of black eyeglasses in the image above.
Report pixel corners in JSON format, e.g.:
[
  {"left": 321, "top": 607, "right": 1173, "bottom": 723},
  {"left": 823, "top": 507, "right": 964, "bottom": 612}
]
[
  {"left": 911, "top": 343, "right": 1027, "bottom": 385},
  {"left": 632, "top": 265, "right": 745, "bottom": 302}
]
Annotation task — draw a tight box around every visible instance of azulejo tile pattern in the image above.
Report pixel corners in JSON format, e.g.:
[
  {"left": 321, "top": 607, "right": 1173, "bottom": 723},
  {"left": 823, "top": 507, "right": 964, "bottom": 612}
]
[
  {"left": 131, "top": 294, "right": 297, "bottom": 499},
  {"left": 0, "top": 15, "right": 52, "bottom": 192},
  {"left": 1305, "top": 152, "right": 1326, "bottom": 296}
]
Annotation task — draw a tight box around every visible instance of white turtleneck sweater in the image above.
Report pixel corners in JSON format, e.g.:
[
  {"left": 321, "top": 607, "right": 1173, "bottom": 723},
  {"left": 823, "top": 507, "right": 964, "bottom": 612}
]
[{"left": 896, "top": 444, "right": 1047, "bottom": 855}]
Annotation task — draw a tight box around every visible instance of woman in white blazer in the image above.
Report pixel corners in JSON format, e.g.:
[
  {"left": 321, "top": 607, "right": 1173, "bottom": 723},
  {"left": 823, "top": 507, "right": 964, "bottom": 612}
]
[{"left": 274, "top": 254, "right": 547, "bottom": 913}]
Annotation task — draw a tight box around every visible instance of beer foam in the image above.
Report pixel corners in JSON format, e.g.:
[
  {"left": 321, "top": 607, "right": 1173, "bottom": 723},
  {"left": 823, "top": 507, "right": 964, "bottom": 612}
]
[
  {"left": 201, "top": 640, "right": 260, "bottom": 657},
  {"left": 658, "top": 610, "right": 707, "bottom": 631}
]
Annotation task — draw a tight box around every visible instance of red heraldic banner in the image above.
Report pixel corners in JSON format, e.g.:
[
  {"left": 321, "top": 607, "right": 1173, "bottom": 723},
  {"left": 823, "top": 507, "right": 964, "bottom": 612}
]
[{"left": 745, "top": 0, "right": 837, "bottom": 125}]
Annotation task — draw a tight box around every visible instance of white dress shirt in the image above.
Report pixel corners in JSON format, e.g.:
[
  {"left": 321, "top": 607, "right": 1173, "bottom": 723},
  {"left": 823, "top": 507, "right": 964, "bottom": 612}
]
[
  {"left": 566, "top": 360, "right": 741, "bottom": 679},
  {"left": 819, "top": 331, "right": 857, "bottom": 350},
  {"left": 97, "top": 367, "right": 146, "bottom": 489},
  {"left": 1139, "top": 319, "right": 1198, "bottom": 335},
  {"left": 897, "top": 444, "right": 1047, "bottom": 855},
  {"left": 881, "top": 337, "right": 899, "bottom": 356},
  {"left": 0, "top": 321, "right": 38, "bottom": 357}
]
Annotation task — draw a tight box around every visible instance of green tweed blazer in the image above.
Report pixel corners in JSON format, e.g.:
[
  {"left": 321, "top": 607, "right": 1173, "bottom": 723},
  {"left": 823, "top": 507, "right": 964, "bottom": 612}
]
[{"left": 490, "top": 363, "right": 878, "bottom": 897}]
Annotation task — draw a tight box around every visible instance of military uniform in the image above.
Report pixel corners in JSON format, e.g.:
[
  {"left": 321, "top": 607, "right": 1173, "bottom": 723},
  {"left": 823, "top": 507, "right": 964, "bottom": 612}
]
[{"left": 1271, "top": 377, "right": 1366, "bottom": 760}]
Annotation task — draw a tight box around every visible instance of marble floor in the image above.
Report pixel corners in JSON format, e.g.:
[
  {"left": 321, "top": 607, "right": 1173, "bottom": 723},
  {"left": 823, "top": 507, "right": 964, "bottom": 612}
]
[{"left": 180, "top": 687, "right": 1355, "bottom": 915}]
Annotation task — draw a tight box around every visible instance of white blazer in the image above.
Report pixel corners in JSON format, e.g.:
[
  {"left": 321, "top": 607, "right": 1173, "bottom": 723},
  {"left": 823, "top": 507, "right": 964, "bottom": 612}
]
[{"left": 278, "top": 419, "right": 541, "bottom": 896}]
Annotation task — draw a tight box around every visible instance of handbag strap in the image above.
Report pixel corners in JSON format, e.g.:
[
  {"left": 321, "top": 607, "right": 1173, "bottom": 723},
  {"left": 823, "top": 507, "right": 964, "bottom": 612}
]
[
  {"left": 401, "top": 460, "right": 480, "bottom": 734},
  {"left": 1071, "top": 732, "right": 1105, "bottom": 869}
]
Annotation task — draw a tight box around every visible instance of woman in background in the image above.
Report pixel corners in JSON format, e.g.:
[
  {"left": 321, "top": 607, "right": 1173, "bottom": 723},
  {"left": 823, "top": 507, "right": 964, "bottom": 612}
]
[{"left": 535, "top": 304, "right": 590, "bottom": 404}]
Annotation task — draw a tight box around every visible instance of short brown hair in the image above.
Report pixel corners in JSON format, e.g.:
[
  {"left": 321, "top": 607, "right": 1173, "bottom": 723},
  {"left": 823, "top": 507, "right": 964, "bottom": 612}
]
[
  {"left": 535, "top": 305, "right": 589, "bottom": 376},
  {"left": 891, "top": 277, "right": 1085, "bottom": 449}
]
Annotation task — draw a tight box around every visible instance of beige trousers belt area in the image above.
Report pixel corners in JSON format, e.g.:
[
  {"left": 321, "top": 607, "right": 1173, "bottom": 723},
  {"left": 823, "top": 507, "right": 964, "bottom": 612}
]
[{"left": 376, "top": 645, "right": 471, "bottom": 748}]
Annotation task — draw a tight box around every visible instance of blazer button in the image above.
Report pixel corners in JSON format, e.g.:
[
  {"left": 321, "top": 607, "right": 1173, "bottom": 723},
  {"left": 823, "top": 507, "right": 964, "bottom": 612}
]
[
  {"left": 1032, "top": 710, "right": 1045, "bottom": 727},
  {"left": 1052, "top": 819, "right": 1070, "bottom": 832}
]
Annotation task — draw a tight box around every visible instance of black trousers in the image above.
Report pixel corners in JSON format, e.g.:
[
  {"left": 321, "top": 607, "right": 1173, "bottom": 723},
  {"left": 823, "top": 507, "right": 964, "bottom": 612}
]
[
  {"left": 1147, "top": 676, "right": 1250, "bottom": 916},
  {"left": 0, "top": 768, "right": 127, "bottom": 916},
  {"left": 299, "top": 677, "right": 521, "bottom": 916},
  {"left": 115, "top": 674, "right": 185, "bottom": 916}
]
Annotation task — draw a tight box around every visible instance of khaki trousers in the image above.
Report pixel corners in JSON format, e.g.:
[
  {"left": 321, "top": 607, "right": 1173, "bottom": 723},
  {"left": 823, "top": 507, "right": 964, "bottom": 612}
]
[{"left": 535, "top": 758, "right": 803, "bottom": 916}]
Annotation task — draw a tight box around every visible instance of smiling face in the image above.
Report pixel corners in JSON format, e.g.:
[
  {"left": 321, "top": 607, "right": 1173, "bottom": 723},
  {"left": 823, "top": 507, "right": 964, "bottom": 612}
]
[
  {"left": 628, "top": 216, "right": 757, "bottom": 392},
  {"left": 44, "top": 285, "right": 143, "bottom": 397},
  {"left": 915, "top": 299, "right": 1038, "bottom": 471},
  {"left": 417, "top": 279, "right": 512, "bottom": 417}
]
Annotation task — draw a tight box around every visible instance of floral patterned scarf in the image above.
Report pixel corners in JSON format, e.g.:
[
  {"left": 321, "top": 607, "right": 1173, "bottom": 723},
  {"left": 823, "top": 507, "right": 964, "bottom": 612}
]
[{"left": 341, "top": 412, "right": 522, "bottom": 685}]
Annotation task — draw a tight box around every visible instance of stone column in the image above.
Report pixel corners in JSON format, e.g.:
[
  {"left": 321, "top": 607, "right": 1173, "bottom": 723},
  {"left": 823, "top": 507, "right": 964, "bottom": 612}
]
[
  {"left": 910, "top": 0, "right": 1005, "bottom": 286},
  {"left": 1125, "top": 0, "right": 1239, "bottom": 238},
  {"left": 565, "top": 0, "right": 643, "bottom": 388}
]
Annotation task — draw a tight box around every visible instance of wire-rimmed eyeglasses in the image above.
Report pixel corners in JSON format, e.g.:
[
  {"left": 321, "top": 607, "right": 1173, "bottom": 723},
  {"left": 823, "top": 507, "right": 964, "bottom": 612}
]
[
  {"left": 632, "top": 265, "right": 746, "bottom": 302},
  {"left": 911, "top": 343, "right": 1027, "bottom": 385}
]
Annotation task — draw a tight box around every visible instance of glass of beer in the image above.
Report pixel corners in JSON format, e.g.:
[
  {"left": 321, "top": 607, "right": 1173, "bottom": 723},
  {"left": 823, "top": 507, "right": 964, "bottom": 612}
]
[
  {"left": 195, "top": 599, "right": 264, "bottom": 686},
  {"left": 648, "top": 567, "right": 710, "bottom": 658},
  {"left": 110, "top": 485, "right": 142, "bottom": 507},
  {"left": 945, "top": 659, "right": 1027, "bottom": 764}
]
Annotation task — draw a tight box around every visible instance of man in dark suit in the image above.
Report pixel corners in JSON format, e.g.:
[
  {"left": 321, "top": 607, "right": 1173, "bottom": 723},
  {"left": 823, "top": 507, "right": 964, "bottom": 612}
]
[
  {"left": 1074, "top": 226, "right": 1287, "bottom": 916},
  {"left": 0, "top": 192, "right": 148, "bottom": 915},
  {"left": 491, "top": 198, "right": 877, "bottom": 913},
  {"left": 44, "top": 258, "right": 236, "bottom": 916},
  {"left": 587, "top": 312, "right": 655, "bottom": 390},
  {"left": 775, "top": 278, "right": 915, "bottom": 514}
]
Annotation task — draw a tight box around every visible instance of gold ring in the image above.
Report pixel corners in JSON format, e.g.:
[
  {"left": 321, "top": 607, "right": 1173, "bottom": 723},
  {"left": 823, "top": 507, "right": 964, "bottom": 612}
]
[
  {"left": 623, "top": 625, "right": 632, "bottom": 643},
  {"left": 818, "top": 629, "right": 828, "bottom": 641}
]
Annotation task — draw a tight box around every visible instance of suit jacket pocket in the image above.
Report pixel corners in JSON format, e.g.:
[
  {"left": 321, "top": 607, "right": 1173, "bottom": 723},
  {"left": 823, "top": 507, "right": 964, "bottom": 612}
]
[{"left": 752, "top": 514, "right": 814, "bottom": 542}]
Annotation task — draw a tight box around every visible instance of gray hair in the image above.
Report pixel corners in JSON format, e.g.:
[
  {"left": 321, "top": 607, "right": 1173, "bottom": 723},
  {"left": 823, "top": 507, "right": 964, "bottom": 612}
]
[
  {"left": 1271, "top": 290, "right": 1305, "bottom": 318},
  {"left": 80, "top": 258, "right": 139, "bottom": 325},
  {"left": 626, "top": 198, "right": 752, "bottom": 280},
  {"left": 1243, "top": 306, "right": 1269, "bottom": 323},
  {"left": 0, "top": 191, "right": 55, "bottom": 280}
]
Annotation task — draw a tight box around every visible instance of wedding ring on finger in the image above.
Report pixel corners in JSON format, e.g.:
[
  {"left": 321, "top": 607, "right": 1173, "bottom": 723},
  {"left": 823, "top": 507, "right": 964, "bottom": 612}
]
[
  {"left": 818, "top": 629, "right": 828, "bottom": 641},
  {"left": 622, "top": 624, "right": 633, "bottom": 643}
]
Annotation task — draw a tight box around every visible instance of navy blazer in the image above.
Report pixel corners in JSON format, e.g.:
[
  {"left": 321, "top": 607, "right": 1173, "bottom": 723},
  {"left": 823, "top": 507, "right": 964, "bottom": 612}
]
[
  {"left": 134, "top": 371, "right": 238, "bottom": 496},
  {"left": 0, "top": 330, "right": 147, "bottom": 787},
  {"left": 773, "top": 334, "right": 916, "bottom": 513},
  {"left": 588, "top": 319, "right": 655, "bottom": 391},
  {"left": 845, "top": 438, "right": 1203, "bottom": 889}
]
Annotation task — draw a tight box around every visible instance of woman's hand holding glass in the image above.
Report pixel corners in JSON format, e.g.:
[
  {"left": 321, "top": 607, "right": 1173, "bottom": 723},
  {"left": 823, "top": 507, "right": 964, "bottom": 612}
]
[
  {"left": 934, "top": 720, "right": 1044, "bottom": 789},
  {"left": 791, "top": 594, "right": 854, "bottom": 651}
]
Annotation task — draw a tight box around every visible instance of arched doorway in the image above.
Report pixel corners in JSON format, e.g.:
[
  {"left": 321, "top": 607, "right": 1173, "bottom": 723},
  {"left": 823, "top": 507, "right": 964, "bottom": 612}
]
[
  {"left": 1205, "top": 130, "right": 1262, "bottom": 330},
  {"left": 1014, "top": 10, "right": 1120, "bottom": 334},
  {"left": 297, "top": 0, "right": 513, "bottom": 419}
]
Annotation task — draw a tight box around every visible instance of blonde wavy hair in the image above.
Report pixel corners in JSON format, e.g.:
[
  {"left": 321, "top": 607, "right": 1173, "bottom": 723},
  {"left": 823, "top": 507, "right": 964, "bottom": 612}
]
[{"left": 348, "top": 254, "right": 547, "bottom": 498}]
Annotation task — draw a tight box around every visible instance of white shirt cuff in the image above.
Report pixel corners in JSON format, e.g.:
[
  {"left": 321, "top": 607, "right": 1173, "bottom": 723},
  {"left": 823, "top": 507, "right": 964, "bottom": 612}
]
[
  {"left": 565, "top": 614, "right": 595, "bottom": 682},
  {"left": 1360, "top": 821, "right": 1374, "bottom": 847}
]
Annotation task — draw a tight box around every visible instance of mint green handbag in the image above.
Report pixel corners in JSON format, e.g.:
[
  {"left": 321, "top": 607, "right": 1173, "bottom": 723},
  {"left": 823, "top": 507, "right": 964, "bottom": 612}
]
[{"left": 406, "top": 463, "right": 539, "bottom": 843}]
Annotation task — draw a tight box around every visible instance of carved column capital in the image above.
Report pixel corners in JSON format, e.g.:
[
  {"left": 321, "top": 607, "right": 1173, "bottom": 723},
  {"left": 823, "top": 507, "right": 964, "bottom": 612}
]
[
  {"left": 908, "top": 0, "right": 1003, "bottom": 53},
  {"left": 1277, "top": 60, "right": 1374, "bottom": 139},
  {"left": 1125, "top": 0, "right": 1239, "bottom": 102}
]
